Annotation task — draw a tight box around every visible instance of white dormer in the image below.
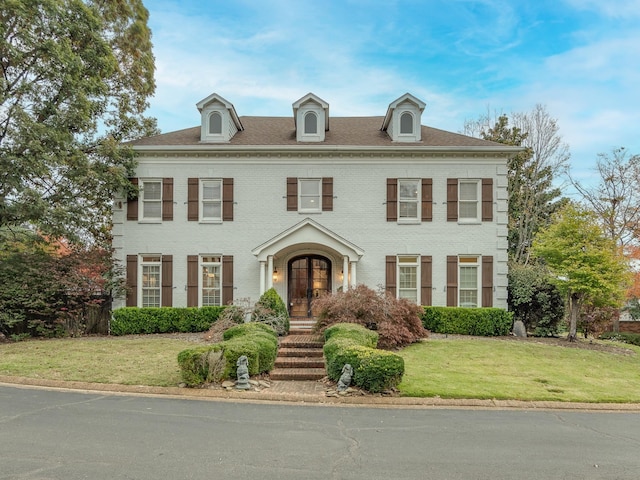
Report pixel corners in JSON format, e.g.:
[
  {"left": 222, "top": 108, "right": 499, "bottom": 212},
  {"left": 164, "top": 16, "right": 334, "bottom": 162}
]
[
  {"left": 196, "top": 93, "right": 243, "bottom": 143},
  {"left": 381, "top": 93, "right": 426, "bottom": 142},
  {"left": 292, "top": 93, "right": 329, "bottom": 142}
]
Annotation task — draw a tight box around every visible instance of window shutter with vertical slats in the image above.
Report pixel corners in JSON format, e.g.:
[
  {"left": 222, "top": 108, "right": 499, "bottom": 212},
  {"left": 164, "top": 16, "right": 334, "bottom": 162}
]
[
  {"left": 482, "top": 256, "right": 494, "bottom": 307},
  {"left": 322, "top": 177, "right": 333, "bottom": 211},
  {"left": 187, "top": 178, "right": 198, "bottom": 221},
  {"left": 386, "top": 179, "right": 397, "bottom": 221},
  {"left": 223, "top": 178, "right": 234, "bottom": 221},
  {"left": 385, "top": 256, "right": 397, "bottom": 297},
  {"left": 447, "top": 179, "right": 458, "bottom": 222},
  {"left": 162, "top": 178, "right": 173, "bottom": 221},
  {"left": 161, "top": 255, "right": 173, "bottom": 307},
  {"left": 222, "top": 256, "right": 234, "bottom": 305},
  {"left": 287, "top": 178, "right": 298, "bottom": 211},
  {"left": 447, "top": 255, "right": 458, "bottom": 306},
  {"left": 127, "top": 178, "right": 138, "bottom": 221},
  {"left": 421, "top": 256, "right": 432, "bottom": 306},
  {"left": 421, "top": 178, "right": 432, "bottom": 222},
  {"left": 482, "top": 178, "right": 493, "bottom": 221},
  {"left": 126, "top": 255, "right": 138, "bottom": 306},
  {"left": 187, "top": 255, "right": 198, "bottom": 307}
]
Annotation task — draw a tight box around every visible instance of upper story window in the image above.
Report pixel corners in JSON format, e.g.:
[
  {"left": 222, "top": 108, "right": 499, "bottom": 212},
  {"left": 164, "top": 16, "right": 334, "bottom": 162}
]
[
  {"left": 459, "top": 180, "right": 480, "bottom": 221},
  {"left": 400, "top": 112, "right": 414, "bottom": 134},
  {"left": 201, "top": 179, "right": 222, "bottom": 222},
  {"left": 299, "top": 179, "right": 321, "bottom": 212},
  {"left": 459, "top": 256, "right": 479, "bottom": 308},
  {"left": 304, "top": 112, "right": 318, "bottom": 134},
  {"left": 398, "top": 179, "right": 420, "bottom": 222},
  {"left": 208, "top": 112, "right": 222, "bottom": 135},
  {"left": 140, "top": 255, "right": 161, "bottom": 308},
  {"left": 140, "top": 179, "right": 162, "bottom": 221},
  {"left": 397, "top": 255, "right": 419, "bottom": 303}
]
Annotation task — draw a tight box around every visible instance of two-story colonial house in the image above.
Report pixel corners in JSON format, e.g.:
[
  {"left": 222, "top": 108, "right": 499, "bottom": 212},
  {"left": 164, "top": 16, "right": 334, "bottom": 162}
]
[{"left": 113, "top": 92, "right": 519, "bottom": 320}]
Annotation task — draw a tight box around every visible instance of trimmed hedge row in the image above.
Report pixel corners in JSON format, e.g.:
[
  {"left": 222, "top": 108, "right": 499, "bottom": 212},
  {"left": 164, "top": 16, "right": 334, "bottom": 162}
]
[
  {"left": 323, "top": 323, "right": 404, "bottom": 393},
  {"left": 177, "top": 322, "right": 278, "bottom": 386},
  {"left": 421, "top": 307, "right": 512, "bottom": 336},
  {"left": 110, "top": 307, "right": 225, "bottom": 335},
  {"left": 600, "top": 331, "right": 640, "bottom": 347}
]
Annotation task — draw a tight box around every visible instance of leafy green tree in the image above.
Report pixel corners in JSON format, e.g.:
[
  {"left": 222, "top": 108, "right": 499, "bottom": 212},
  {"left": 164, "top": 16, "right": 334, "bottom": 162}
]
[
  {"left": 0, "top": 0, "right": 157, "bottom": 244},
  {"left": 532, "top": 203, "right": 631, "bottom": 341}
]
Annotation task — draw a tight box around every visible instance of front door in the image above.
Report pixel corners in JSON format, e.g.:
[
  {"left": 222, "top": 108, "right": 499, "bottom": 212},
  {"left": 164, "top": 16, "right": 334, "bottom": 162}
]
[{"left": 288, "top": 255, "right": 331, "bottom": 317}]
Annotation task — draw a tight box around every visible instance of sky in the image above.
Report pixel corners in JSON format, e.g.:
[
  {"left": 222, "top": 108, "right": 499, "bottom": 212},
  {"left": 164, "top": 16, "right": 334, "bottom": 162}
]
[{"left": 143, "top": 0, "right": 640, "bottom": 188}]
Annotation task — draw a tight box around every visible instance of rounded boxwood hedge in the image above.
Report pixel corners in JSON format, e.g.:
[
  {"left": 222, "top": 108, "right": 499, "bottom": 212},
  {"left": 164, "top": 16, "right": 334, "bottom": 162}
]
[
  {"left": 111, "top": 306, "right": 225, "bottom": 335},
  {"left": 422, "top": 306, "right": 512, "bottom": 336}
]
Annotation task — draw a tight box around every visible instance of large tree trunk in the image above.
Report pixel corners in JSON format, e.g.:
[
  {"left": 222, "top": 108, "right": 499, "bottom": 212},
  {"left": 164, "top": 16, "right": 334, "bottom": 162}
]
[{"left": 568, "top": 292, "right": 581, "bottom": 342}]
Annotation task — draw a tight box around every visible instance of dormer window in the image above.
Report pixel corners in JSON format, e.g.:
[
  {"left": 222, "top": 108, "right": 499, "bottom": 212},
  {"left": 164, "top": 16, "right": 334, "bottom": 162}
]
[
  {"left": 196, "top": 93, "right": 243, "bottom": 143},
  {"left": 304, "top": 112, "right": 318, "bottom": 134},
  {"left": 381, "top": 93, "right": 426, "bottom": 143},
  {"left": 293, "top": 93, "right": 329, "bottom": 142},
  {"left": 400, "top": 112, "right": 414, "bottom": 134},
  {"left": 208, "top": 112, "right": 222, "bottom": 135}
]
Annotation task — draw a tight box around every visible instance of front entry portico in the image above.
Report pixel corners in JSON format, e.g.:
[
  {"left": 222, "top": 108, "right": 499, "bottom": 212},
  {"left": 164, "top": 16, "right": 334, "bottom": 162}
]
[{"left": 288, "top": 255, "right": 331, "bottom": 317}]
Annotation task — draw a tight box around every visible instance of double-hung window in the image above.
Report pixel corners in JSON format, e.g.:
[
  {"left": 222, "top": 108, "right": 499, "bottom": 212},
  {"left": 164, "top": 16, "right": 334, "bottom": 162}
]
[
  {"left": 459, "top": 180, "right": 480, "bottom": 221},
  {"left": 140, "top": 255, "right": 161, "bottom": 307},
  {"left": 201, "top": 179, "right": 222, "bottom": 222},
  {"left": 398, "top": 255, "right": 419, "bottom": 303},
  {"left": 299, "top": 179, "right": 321, "bottom": 212},
  {"left": 140, "top": 180, "right": 162, "bottom": 221},
  {"left": 398, "top": 179, "right": 420, "bottom": 222},
  {"left": 459, "top": 256, "right": 479, "bottom": 307},
  {"left": 201, "top": 256, "right": 221, "bottom": 306}
]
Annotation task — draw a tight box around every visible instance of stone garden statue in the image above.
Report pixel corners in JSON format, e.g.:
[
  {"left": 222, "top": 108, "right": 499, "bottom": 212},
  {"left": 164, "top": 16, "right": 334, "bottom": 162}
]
[
  {"left": 236, "top": 355, "right": 250, "bottom": 390},
  {"left": 337, "top": 363, "right": 353, "bottom": 391}
]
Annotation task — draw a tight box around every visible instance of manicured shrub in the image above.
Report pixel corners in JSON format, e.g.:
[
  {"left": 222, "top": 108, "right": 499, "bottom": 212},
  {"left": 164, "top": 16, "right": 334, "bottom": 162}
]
[
  {"left": 422, "top": 307, "right": 512, "bottom": 336},
  {"left": 110, "top": 306, "right": 224, "bottom": 335},
  {"left": 252, "top": 288, "right": 290, "bottom": 335},
  {"left": 600, "top": 331, "right": 640, "bottom": 347},
  {"left": 313, "top": 285, "right": 427, "bottom": 349},
  {"left": 323, "top": 323, "right": 404, "bottom": 393},
  {"left": 223, "top": 322, "right": 278, "bottom": 341}
]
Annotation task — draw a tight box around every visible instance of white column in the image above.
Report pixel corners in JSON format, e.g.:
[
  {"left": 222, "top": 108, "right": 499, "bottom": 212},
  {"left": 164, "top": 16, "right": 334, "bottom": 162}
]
[
  {"left": 342, "top": 256, "right": 349, "bottom": 291},
  {"left": 351, "top": 262, "right": 356, "bottom": 287},
  {"left": 259, "top": 261, "right": 266, "bottom": 295},
  {"left": 267, "top": 255, "right": 274, "bottom": 290}
]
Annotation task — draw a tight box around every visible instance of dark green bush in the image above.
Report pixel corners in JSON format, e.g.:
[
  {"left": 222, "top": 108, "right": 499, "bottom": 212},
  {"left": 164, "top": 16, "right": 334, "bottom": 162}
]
[
  {"left": 177, "top": 324, "right": 277, "bottom": 386},
  {"left": 422, "top": 307, "right": 512, "bottom": 336},
  {"left": 599, "top": 331, "right": 640, "bottom": 347},
  {"left": 252, "top": 288, "right": 290, "bottom": 335},
  {"left": 111, "top": 307, "right": 224, "bottom": 335},
  {"left": 323, "top": 323, "right": 404, "bottom": 393}
]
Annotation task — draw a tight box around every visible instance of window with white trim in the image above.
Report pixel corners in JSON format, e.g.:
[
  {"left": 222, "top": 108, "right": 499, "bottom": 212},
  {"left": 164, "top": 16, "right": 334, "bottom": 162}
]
[
  {"left": 459, "top": 180, "right": 480, "bottom": 221},
  {"left": 398, "top": 255, "right": 419, "bottom": 303},
  {"left": 200, "top": 179, "right": 222, "bottom": 222},
  {"left": 398, "top": 179, "right": 420, "bottom": 221},
  {"left": 201, "top": 256, "right": 222, "bottom": 306},
  {"left": 459, "top": 256, "right": 479, "bottom": 307},
  {"left": 140, "top": 255, "right": 161, "bottom": 307},
  {"left": 400, "top": 112, "right": 413, "bottom": 134},
  {"left": 140, "top": 180, "right": 162, "bottom": 221},
  {"left": 209, "top": 112, "right": 222, "bottom": 135},
  {"left": 304, "top": 112, "right": 318, "bottom": 134},
  {"left": 299, "top": 178, "right": 321, "bottom": 212}
]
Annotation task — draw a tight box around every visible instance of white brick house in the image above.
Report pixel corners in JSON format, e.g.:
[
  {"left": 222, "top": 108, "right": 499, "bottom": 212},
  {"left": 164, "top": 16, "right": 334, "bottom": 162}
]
[{"left": 112, "top": 92, "right": 519, "bottom": 316}]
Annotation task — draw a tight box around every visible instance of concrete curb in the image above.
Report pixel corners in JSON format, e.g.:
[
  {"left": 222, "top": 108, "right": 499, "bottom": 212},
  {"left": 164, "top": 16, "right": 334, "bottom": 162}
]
[{"left": 2, "top": 376, "right": 640, "bottom": 411}]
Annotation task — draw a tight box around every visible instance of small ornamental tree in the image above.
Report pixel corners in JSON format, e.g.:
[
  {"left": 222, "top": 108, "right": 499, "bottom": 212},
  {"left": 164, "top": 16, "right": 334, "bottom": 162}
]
[
  {"left": 251, "top": 288, "right": 290, "bottom": 335},
  {"left": 312, "top": 285, "right": 427, "bottom": 349}
]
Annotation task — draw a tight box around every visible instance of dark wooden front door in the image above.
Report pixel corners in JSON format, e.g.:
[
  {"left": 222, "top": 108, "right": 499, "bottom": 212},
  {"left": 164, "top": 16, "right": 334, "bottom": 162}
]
[{"left": 288, "top": 255, "right": 331, "bottom": 317}]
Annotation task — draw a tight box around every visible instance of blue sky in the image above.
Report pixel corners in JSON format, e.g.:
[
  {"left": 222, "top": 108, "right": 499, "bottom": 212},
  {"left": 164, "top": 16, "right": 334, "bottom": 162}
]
[{"left": 144, "top": 0, "right": 640, "bottom": 186}]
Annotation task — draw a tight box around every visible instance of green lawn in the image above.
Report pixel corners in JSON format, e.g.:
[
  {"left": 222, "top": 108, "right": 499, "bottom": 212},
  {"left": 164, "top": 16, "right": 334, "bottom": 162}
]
[
  {"left": 2, "top": 335, "right": 640, "bottom": 402},
  {"left": 398, "top": 337, "right": 640, "bottom": 403}
]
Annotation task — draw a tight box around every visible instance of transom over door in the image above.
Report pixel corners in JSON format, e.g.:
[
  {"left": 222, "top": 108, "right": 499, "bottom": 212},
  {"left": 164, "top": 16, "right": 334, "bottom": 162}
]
[{"left": 288, "top": 255, "right": 331, "bottom": 317}]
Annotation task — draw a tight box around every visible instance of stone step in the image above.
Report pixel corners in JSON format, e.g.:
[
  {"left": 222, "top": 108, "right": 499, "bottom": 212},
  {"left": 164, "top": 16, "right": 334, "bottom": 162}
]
[
  {"left": 269, "top": 368, "right": 326, "bottom": 381},
  {"left": 275, "top": 357, "right": 325, "bottom": 368},
  {"left": 278, "top": 347, "right": 324, "bottom": 358}
]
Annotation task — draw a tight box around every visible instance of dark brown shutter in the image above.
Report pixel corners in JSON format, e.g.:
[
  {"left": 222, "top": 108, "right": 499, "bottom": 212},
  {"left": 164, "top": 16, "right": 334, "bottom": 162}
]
[
  {"left": 322, "top": 177, "right": 333, "bottom": 211},
  {"left": 162, "top": 178, "right": 173, "bottom": 221},
  {"left": 188, "top": 178, "right": 198, "bottom": 221},
  {"left": 447, "top": 179, "right": 458, "bottom": 222},
  {"left": 187, "top": 255, "right": 198, "bottom": 307},
  {"left": 126, "top": 255, "right": 138, "bottom": 306},
  {"left": 385, "top": 256, "right": 397, "bottom": 297},
  {"left": 482, "top": 256, "right": 494, "bottom": 307},
  {"left": 161, "top": 255, "right": 173, "bottom": 307},
  {"left": 223, "top": 178, "right": 234, "bottom": 221},
  {"left": 222, "top": 256, "right": 234, "bottom": 305},
  {"left": 421, "top": 256, "right": 432, "bottom": 306},
  {"left": 421, "top": 178, "right": 433, "bottom": 222},
  {"left": 287, "top": 177, "right": 298, "bottom": 211},
  {"left": 386, "top": 179, "right": 397, "bottom": 221},
  {"left": 482, "top": 178, "right": 493, "bottom": 222},
  {"left": 127, "top": 178, "right": 139, "bottom": 221},
  {"left": 446, "top": 256, "right": 458, "bottom": 307}
]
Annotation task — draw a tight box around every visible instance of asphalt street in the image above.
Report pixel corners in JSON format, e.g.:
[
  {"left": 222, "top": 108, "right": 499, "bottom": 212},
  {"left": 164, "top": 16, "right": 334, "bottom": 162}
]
[{"left": 1, "top": 385, "right": 640, "bottom": 480}]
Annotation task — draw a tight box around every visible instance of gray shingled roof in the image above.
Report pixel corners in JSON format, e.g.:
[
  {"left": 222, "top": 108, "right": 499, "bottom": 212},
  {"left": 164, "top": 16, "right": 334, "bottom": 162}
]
[{"left": 130, "top": 116, "right": 506, "bottom": 148}]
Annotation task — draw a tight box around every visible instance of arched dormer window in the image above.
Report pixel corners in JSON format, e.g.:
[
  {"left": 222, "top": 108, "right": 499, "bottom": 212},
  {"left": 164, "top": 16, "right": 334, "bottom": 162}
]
[
  {"left": 209, "top": 112, "right": 222, "bottom": 135},
  {"left": 304, "top": 112, "right": 317, "bottom": 134},
  {"left": 400, "top": 112, "right": 414, "bottom": 134}
]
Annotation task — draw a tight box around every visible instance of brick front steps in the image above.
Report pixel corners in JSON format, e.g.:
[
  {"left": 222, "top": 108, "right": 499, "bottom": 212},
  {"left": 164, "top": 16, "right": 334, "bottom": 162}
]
[{"left": 270, "top": 331, "right": 326, "bottom": 381}]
